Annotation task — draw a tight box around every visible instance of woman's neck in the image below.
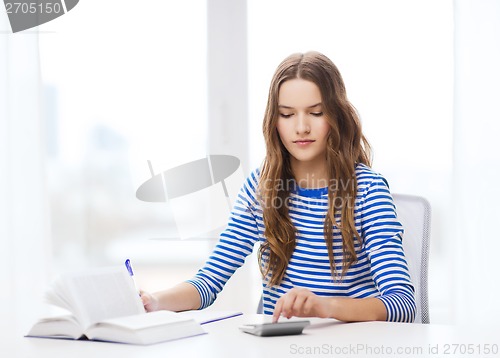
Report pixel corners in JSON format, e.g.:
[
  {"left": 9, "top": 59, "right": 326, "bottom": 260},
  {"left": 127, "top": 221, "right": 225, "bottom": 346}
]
[{"left": 290, "top": 159, "right": 329, "bottom": 189}]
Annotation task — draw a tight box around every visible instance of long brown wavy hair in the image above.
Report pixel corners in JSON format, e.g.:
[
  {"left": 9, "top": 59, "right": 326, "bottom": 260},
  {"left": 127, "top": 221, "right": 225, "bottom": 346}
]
[{"left": 258, "top": 52, "right": 372, "bottom": 286}]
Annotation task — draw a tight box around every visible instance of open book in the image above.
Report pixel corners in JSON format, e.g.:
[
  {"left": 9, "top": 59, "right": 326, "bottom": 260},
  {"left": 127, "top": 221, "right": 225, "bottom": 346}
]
[{"left": 26, "top": 266, "right": 205, "bottom": 345}]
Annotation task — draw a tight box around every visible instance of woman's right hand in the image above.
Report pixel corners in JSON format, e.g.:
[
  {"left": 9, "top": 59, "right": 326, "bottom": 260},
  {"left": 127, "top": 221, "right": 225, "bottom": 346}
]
[
  {"left": 139, "top": 283, "right": 201, "bottom": 312},
  {"left": 140, "top": 290, "right": 159, "bottom": 312}
]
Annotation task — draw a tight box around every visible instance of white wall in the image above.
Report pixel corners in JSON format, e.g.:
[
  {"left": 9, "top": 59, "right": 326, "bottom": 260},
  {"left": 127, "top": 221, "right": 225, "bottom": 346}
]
[
  {"left": 207, "top": 0, "right": 249, "bottom": 173},
  {"left": 0, "top": 16, "right": 51, "bottom": 338},
  {"left": 247, "top": 0, "right": 455, "bottom": 323},
  {"left": 453, "top": 0, "right": 500, "bottom": 324}
]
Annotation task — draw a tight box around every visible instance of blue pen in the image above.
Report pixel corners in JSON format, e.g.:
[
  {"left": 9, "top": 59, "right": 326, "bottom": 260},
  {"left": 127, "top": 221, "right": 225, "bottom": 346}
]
[{"left": 125, "top": 259, "right": 140, "bottom": 295}]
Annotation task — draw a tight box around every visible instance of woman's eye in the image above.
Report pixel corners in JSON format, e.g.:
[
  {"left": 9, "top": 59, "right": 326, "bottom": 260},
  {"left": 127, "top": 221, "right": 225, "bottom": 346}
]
[
  {"left": 311, "top": 112, "right": 323, "bottom": 117},
  {"left": 279, "top": 113, "right": 293, "bottom": 118}
]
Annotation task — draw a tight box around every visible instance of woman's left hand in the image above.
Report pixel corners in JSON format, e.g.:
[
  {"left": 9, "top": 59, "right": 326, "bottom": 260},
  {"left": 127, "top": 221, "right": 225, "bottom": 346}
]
[{"left": 272, "top": 287, "right": 332, "bottom": 322}]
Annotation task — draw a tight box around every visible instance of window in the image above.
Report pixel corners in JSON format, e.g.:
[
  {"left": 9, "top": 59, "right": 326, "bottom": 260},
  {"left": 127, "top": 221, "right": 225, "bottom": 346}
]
[{"left": 39, "top": 1, "right": 209, "bottom": 267}]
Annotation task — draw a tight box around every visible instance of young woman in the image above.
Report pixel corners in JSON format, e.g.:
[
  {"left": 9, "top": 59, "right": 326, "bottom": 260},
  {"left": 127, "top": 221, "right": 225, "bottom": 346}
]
[{"left": 141, "top": 52, "right": 416, "bottom": 323}]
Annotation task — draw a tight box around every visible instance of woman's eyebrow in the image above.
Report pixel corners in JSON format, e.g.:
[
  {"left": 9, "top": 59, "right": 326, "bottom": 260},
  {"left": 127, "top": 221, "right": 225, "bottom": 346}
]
[{"left": 278, "top": 102, "right": 322, "bottom": 109}]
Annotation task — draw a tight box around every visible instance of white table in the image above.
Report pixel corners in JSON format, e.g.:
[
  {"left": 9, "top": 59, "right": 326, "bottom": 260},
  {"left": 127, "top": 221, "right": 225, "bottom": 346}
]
[{"left": 13, "top": 314, "right": 500, "bottom": 358}]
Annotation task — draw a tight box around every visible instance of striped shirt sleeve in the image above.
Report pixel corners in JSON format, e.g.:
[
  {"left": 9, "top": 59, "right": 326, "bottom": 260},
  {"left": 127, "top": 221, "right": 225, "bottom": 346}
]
[
  {"left": 186, "top": 170, "right": 261, "bottom": 309},
  {"left": 360, "top": 175, "right": 417, "bottom": 322}
]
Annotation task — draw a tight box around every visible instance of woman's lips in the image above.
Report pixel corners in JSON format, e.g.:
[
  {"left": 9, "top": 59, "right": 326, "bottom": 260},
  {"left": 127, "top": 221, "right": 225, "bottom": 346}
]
[{"left": 293, "top": 139, "right": 315, "bottom": 147}]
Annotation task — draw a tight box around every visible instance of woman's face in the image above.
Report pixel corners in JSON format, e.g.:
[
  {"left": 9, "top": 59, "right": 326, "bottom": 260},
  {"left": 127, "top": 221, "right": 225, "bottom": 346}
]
[{"left": 276, "top": 78, "right": 331, "bottom": 168}]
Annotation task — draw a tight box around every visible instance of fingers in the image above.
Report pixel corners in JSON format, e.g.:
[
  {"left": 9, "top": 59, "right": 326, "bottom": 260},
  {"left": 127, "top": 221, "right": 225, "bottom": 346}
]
[
  {"left": 281, "top": 292, "right": 297, "bottom": 320},
  {"left": 292, "top": 294, "right": 308, "bottom": 315},
  {"left": 272, "top": 297, "right": 283, "bottom": 323},
  {"left": 302, "top": 295, "right": 315, "bottom": 316},
  {"left": 273, "top": 291, "right": 297, "bottom": 322},
  {"left": 139, "top": 290, "right": 156, "bottom": 312},
  {"left": 141, "top": 292, "right": 149, "bottom": 305},
  {"left": 272, "top": 288, "right": 315, "bottom": 322}
]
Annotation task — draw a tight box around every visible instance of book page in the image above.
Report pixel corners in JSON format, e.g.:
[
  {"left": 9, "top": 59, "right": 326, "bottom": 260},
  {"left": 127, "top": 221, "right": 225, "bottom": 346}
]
[
  {"left": 26, "top": 315, "right": 83, "bottom": 339},
  {"left": 64, "top": 266, "right": 145, "bottom": 329},
  {"left": 85, "top": 311, "right": 205, "bottom": 345},
  {"left": 44, "top": 277, "right": 74, "bottom": 312},
  {"left": 91, "top": 311, "right": 188, "bottom": 330}
]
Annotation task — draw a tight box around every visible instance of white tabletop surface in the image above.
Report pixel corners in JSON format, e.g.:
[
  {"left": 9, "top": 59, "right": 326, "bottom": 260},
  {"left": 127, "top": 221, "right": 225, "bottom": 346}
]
[{"left": 10, "top": 314, "right": 500, "bottom": 358}]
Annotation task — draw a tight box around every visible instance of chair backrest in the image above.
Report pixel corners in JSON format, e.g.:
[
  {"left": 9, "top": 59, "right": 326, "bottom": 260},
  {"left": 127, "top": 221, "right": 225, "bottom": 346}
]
[
  {"left": 256, "top": 193, "right": 431, "bottom": 324},
  {"left": 392, "top": 193, "right": 431, "bottom": 324}
]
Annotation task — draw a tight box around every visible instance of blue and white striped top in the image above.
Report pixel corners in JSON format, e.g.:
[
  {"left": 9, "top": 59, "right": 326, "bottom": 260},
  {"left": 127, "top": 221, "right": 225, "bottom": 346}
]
[{"left": 187, "top": 163, "right": 416, "bottom": 322}]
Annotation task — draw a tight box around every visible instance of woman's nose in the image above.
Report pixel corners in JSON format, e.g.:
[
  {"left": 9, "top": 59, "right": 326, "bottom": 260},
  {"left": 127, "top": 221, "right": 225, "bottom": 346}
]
[{"left": 295, "top": 114, "right": 311, "bottom": 134}]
